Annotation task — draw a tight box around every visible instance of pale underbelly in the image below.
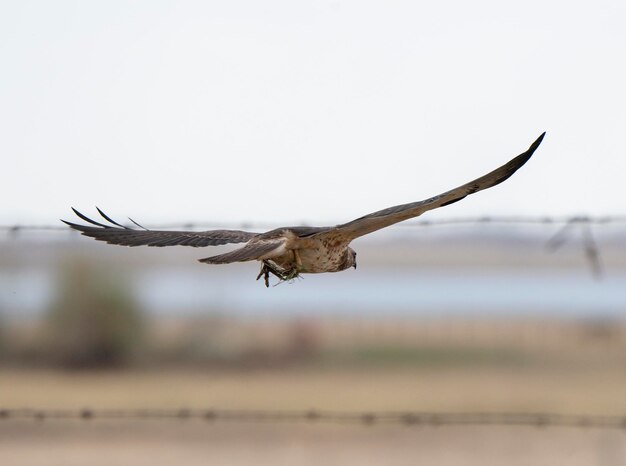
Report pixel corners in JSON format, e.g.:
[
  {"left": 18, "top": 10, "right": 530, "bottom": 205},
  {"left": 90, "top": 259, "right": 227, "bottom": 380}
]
[{"left": 268, "top": 248, "right": 345, "bottom": 274}]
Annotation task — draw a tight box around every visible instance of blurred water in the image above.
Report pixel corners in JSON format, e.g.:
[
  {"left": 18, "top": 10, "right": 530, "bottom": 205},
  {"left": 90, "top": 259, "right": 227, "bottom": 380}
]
[{"left": 2, "top": 266, "right": 625, "bottom": 319}]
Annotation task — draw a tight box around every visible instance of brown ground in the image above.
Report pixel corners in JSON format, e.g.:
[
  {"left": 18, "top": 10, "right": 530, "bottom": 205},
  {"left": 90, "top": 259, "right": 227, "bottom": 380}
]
[
  {"left": 1, "top": 366, "right": 625, "bottom": 413},
  {"left": 1, "top": 421, "right": 624, "bottom": 466},
  {"left": 0, "top": 367, "right": 624, "bottom": 465}
]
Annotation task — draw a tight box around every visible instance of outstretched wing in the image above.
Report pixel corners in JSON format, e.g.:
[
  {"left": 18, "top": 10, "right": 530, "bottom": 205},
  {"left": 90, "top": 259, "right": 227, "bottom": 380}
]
[
  {"left": 62, "top": 208, "right": 258, "bottom": 247},
  {"left": 198, "top": 238, "right": 286, "bottom": 264},
  {"left": 321, "top": 132, "right": 545, "bottom": 241}
]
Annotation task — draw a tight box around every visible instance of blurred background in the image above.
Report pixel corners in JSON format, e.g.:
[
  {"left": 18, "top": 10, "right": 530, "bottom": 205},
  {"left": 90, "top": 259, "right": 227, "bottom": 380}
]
[
  {"left": 1, "top": 221, "right": 625, "bottom": 464},
  {"left": 1, "top": 1, "right": 626, "bottom": 465}
]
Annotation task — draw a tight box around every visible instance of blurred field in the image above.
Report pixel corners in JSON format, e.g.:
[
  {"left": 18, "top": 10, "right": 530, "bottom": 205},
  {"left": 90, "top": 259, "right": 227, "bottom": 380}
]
[
  {"left": 2, "top": 317, "right": 625, "bottom": 465},
  {"left": 1, "top": 421, "right": 624, "bottom": 466},
  {"left": 1, "top": 231, "right": 625, "bottom": 465},
  {"left": 3, "top": 313, "right": 625, "bottom": 411},
  {"left": 1, "top": 355, "right": 625, "bottom": 413},
  {"left": 1, "top": 363, "right": 625, "bottom": 466}
]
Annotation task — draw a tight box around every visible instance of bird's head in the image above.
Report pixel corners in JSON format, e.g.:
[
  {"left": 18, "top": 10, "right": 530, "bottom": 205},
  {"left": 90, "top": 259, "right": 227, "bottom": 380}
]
[{"left": 341, "top": 247, "right": 357, "bottom": 271}]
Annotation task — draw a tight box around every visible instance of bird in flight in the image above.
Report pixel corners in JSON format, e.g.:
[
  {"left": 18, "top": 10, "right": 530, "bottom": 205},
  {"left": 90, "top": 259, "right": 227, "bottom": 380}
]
[{"left": 64, "top": 133, "right": 545, "bottom": 287}]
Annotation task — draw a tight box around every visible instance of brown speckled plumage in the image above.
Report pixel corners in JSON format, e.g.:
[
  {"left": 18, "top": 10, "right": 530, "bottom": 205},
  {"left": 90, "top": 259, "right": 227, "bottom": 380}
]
[{"left": 63, "top": 133, "right": 545, "bottom": 287}]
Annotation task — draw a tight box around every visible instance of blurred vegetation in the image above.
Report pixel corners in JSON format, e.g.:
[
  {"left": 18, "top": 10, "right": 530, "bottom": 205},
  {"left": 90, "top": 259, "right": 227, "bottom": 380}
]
[
  {"left": 44, "top": 260, "right": 144, "bottom": 369},
  {"left": 1, "top": 255, "right": 624, "bottom": 371}
]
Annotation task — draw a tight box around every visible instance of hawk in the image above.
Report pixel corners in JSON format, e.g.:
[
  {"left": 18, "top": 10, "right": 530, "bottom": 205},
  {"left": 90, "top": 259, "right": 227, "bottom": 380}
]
[{"left": 64, "top": 133, "right": 545, "bottom": 286}]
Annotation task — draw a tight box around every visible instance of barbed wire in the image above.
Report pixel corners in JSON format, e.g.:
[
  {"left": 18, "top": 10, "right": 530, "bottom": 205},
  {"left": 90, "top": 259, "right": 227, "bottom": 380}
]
[
  {"left": 2, "top": 214, "right": 626, "bottom": 233},
  {"left": 0, "top": 408, "right": 623, "bottom": 429},
  {"left": 2, "top": 215, "right": 625, "bottom": 278}
]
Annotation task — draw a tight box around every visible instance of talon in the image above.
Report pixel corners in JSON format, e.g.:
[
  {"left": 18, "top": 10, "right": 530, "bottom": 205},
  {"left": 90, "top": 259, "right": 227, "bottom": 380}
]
[
  {"left": 256, "top": 260, "right": 300, "bottom": 286},
  {"left": 257, "top": 262, "right": 272, "bottom": 287}
]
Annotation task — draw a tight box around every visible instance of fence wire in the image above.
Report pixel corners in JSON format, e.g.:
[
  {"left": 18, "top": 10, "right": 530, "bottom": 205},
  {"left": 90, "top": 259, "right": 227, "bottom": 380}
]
[
  {"left": 2, "top": 215, "right": 626, "bottom": 233},
  {"left": 0, "top": 408, "right": 624, "bottom": 430},
  {"left": 3, "top": 214, "right": 625, "bottom": 278}
]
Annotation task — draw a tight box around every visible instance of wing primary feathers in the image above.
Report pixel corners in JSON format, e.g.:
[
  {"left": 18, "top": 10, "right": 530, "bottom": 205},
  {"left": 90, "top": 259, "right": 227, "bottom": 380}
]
[
  {"left": 128, "top": 217, "right": 150, "bottom": 231},
  {"left": 317, "top": 132, "right": 546, "bottom": 241},
  {"left": 63, "top": 208, "right": 259, "bottom": 248},
  {"left": 71, "top": 207, "right": 111, "bottom": 228},
  {"left": 529, "top": 132, "right": 546, "bottom": 153},
  {"left": 96, "top": 207, "right": 131, "bottom": 229},
  {"left": 60, "top": 219, "right": 87, "bottom": 230}
]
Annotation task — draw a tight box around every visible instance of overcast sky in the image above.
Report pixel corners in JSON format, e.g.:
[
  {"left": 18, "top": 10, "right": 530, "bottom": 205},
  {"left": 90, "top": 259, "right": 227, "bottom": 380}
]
[{"left": 1, "top": 0, "right": 624, "bottom": 228}]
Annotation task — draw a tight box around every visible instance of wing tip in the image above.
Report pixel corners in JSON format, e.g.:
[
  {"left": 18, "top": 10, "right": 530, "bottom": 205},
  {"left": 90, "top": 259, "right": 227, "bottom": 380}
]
[
  {"left": 60, "top": 219, "right": 75, "bottom": 228},
  {"left": 61, "top": 218, "right": 89, "bottom": 231},
  {"left": 509, "top": 131, "right": 546, "bottom": 172},
  {"left": 529, "top": 131, "right": 546, "bottom": 154}
]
